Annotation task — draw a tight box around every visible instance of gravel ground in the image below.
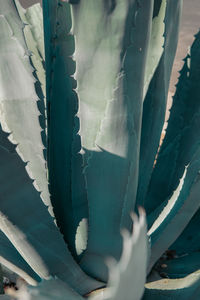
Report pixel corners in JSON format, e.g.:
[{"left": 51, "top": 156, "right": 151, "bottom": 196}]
[
  {"left": 166, "top": 0, "right": 200, "bottom": 120},
  {"left": 170, "top": 0, "right": 200, "bottom": 93}
]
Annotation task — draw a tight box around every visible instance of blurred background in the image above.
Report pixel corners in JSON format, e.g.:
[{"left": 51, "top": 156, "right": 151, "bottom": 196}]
[
  {"left": 19, "top": 0, "right": 200, "bottom": 95},
  {"left": 20, "top": 0, "right": 41, "bottom": 8},
  {"left": 171, "top": 0, "right": 200, "bottom": 93}
]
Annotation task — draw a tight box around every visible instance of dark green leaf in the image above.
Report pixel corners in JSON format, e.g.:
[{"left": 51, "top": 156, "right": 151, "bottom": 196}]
[
  {"left": 148, "top": 148, "right": 200, "bottom": 271},
  {"left": 145, "top": 30, "right": 200, "bottom": 214},
  {"left": 0, "top": 0, "right": 49, "bottom": 207},
  {"left": 43, "top": 0, "right": 88, "bottom": 256},
  {"left": 72, "top": 0, "right": 153, "bottom": 281},
  {"left": 144, "top": 270, "right": 200, "bottom": 300},
  {"left": 0, "top": 123, "right": 103, "bottom": 295},
  {"left": 0, "top": 230, "right": 40, "bottom": 285},
  {"left": 137, "top": 0, "right": 182, "bottom": 210}
]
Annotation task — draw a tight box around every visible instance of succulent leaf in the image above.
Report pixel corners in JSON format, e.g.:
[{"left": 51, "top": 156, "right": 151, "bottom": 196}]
[
  {"left": 43, "top": 0, "right": 88, "bottom": 256},
  {"left": 26, "top": 279, "right": 85, "bottom": 300},
  {"left": 15, "top": 1, "right": 46, "bottom": 97},
  {"left": 144, "top": 270, "right": 200, "bottom": 300},
  {"left": 0, "top": 124, "right": 103, "bottom": 295},
  {"left": 89, "top": 210, "right": 148, "bottom": 300},
  {"left": 153, "top": 0, "right": 162, "bottom": 18},
  {"left": 148, "top": 149, "right": 200, "bottom": 271},
  {"left": 0, "top": 230, "right": 40, "bottom": 285},
  {"left": 0, "top": 0, "right": 200, "bottom": 299},
  {"left": 143, "top": 0, "right": 166, "bottom": 97},
  {"left": 0, "top": 0, "right": 49, "bottom": 207},
  {"left": 170, "top": 208, "right": 200, "bottom": 255},
  {"left": 73, "top": 0, "right": 153, "bottom": 282},
  {"left": 16, "top": 1, "right": 45, "bottom": 61},
  {"left": 137, "top": 0, "right": 183, "bottom": 209},
  {"left": 145, "top": 29, "right": 200, "bottom": 214},
  {"left": 157, "top": 252, "right": 200, "bottom": 279}
]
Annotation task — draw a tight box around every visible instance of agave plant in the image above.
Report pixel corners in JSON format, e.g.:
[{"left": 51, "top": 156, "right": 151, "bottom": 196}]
[{"left": 0, "top": 0, "right": 200, "bottom": 299}]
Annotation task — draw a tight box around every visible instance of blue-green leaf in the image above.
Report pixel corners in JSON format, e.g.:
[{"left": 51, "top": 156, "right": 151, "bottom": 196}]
[
  {"left": 143, "top": 0, "right": 166, "bottom": 97},
  {"left": 145, "top": 29, "right": 200, "bottom": 214},
  {"left": 43, "top": 0, "right": 88, "bottom": 256},
  {"left": 0, "top": 0, "right": 49, "bottom": 207},
  {"left": 0, "top": 230, "right": 40, "bottom": 285},
  {"left": 144, "top": 270, "right": 200, "bottom": 300},
  {"left": 0, "top": 124, "right": 103, "bottom": 295},
  {"left": 74, "top": 0, "right": 153, "bottom": 281},
  {"left": 157, "top": 252, "right": 200, "bottom": 279},
  {"left": 89, "top": 210, "right": 148, "bottom": 300},
  {"left": 16, "top": 1, "right": 45, "bottom": 61},
  {"left": 170, "top": 208, "right": 200, "bottom": 255},
  {"left": 15, "top": 1, "right": 46, "bottom": 96},
  {"left": 26, "top": 279, "right": 84, "bottom": 300},
  {"left": 137, "top": 0, "right": 182, "bottom": 209},
  {"left": 148, "top": 149, "right": 200, "bottom": 271}
]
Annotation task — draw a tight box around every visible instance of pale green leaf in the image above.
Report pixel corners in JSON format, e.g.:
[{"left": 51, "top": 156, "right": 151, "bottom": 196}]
[
  {"left": 15, "top": 1, "right": 46, "bottom": 97},
  {"left": 145, "top": 29, "right": 200, "bottom": 214},
  {"left": 74, "top": 0, "right": 153, "bottom": 281},
  {"left": 89, "top": 210, "right": 148, "bottom": 300},
  {"left": 144, "top": 270, "right": 200, "bottom": 300},
  {"left": 143, "top": 0, "right": 166, "bottom": 97},
  {"left": 0, "top": 0, "right": 49, "bottom": 207},
  {"left": 137, "top": 0, "right": 182, "bottom": 209},
  {"left": 0, "top": 124, "right": 103, "bottom": 295},
  {"left": 43, "top": 0, "right": 88, "bottom": 256},
  {"left": 0, "top": 230, "right": 39, "bottom": 285},
  {"left": 21, "top": 279, "right": 84, "bottom": 300},
  {"left": 170, "top": 208, "right": 200, "bottom": 255},
  {"left": 148, "top": 149, "right": 200, "bottom": 271}
]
